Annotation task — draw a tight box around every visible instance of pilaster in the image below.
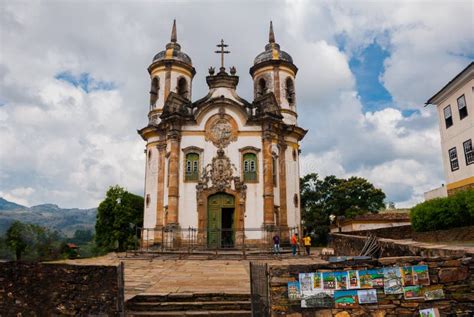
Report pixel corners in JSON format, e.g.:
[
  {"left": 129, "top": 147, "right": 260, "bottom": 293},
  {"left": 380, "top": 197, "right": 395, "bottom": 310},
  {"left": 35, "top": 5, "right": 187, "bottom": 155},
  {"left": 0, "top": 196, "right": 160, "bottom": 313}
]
[
  {"left": 262, "top": 130, "right": 275, "bottom": 226},
  {"left": 155, "top": 142, "right": 167, "bottom": 232},
  {"left": 167, "top": 129, "right": 181, "bottom": 225},
  {"left": 278, "top": 141, "right": 288, "bottom": 230}
]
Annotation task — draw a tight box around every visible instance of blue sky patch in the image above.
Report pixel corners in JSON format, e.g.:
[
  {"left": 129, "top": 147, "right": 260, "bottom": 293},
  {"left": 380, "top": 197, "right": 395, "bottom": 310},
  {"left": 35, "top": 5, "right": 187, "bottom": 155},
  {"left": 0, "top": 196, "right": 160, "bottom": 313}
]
[{"left": 55, "top": 71, "right": 116, "bottom": 93}]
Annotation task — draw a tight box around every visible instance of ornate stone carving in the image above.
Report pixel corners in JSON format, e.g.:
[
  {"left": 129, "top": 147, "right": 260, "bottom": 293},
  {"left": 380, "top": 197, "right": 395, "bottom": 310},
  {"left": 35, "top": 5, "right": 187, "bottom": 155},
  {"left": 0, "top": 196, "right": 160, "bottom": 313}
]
[{"left": 204, "top": 111, "right": 238, "bottom": 148}]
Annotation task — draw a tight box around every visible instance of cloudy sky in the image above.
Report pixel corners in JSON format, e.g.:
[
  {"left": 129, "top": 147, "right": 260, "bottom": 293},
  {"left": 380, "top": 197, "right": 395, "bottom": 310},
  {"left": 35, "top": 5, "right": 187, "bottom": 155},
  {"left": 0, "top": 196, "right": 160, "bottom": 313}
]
[{"left": 0, "top": 0, "right": 473, "bottom": 208}]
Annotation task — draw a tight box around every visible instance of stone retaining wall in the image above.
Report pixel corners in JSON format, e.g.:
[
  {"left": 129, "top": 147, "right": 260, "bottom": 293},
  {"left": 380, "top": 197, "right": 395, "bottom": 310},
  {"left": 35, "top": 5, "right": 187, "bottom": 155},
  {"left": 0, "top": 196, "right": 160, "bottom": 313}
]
[
  {"left": 268, "top": 256, "right": 474, "bottom": 316},
  {"left": 329, "top": 233, "right": 474, "bottom": 258},
  {"left": 0, "top": 261, "right": 124, "bottom": 316}
]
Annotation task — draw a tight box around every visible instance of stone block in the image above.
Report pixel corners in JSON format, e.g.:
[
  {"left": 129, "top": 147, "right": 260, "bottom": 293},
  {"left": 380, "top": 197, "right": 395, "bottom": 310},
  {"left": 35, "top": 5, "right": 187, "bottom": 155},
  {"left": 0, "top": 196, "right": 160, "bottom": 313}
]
[{"left": 438, "top": 266, "right": 469, "bottom": 283}]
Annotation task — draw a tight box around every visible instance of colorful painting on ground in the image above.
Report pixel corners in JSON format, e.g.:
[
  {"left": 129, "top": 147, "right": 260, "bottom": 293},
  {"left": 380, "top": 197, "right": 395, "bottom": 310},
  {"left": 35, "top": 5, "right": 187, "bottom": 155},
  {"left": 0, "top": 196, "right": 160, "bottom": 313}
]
[
  {"left": 334, "top": 290, "right": 358, "bottom": 308},
  {"left": 322, "top": 272, "right": 336, "bottom": 290},
  {"left": 347, "top": 270, "right": 360, "bottom": 289},
  {"left": 413, "top": 265, "right": 430, "bottom": 285},
  {"left": 357, "top": 289, "right": 378, "bottom": 304},
  {"left": 287, "top": 281, "right": 301, "bottom": 300},
  {"left": 403, "top": 285, "right": 424, "bottom": 299},
  {"left": 299, "top": 273, "right": 313, "bottom": 296},
  {"left": 383, "top": 267, "right": 403, "bottom": 294},
  {"left": 401, "top": 266, "right": 415, "bottom": 286},
  {"left": 301, "top": 290, "right": 334, "bottom": 308},
  {"left": 419, "top": 308, "right": 440, "bottom": 317},
  {"left": 334, "top": 271, "right": 348, "bottom": 290},
  {"left": 422, "top": 285, "right": 445, "bottom": 301},
  {"left": 313, "top": 272, "right": 322, "bottom": 290}
]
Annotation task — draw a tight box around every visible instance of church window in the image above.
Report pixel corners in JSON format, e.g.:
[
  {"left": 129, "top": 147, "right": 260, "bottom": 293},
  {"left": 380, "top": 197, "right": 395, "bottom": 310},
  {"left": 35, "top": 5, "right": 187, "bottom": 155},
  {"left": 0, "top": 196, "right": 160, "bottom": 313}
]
[
  {"left": 272, "top": 156, "right": 278, "bottom": 187},
  {"left": 150, "top": 77, "right": 159, "bottom": 109},
  {"left": 449, "top": 147, "right": 459, "bottom": 171},
  {"left": 294, "top": 194, "right": 299, "bottom": 208},
  {"left": 463, "top": 139, "right": 473, "bottom": 165},
  {"left": 177, "top": 77, "right": 188, "bottom": 99},
  {"left": 457, "top": 95, "right": 468, "bottom": 120},
  {"left": 146, "top": 194, "right": 150, "bottom": 208},
  {"left": 148, "top": 150, "right": 152, "bottom": 164},
  {"left": 257, "top": 78, "right": 267, "bottom": 97},
  {"left": 285, "top": 77, "right": 295, "bottom": 106},
  {"left": 444, "top": 105, "right": 453, "bottom": 128},
  {"left": 243, "top": 153, "right": 258, "bottom": 182},
  {"left": 292, "top": 148, "right": 297, "bottom": 161},
  {"left": 185, "top": 153, "right": 199, "bottom": 181}
]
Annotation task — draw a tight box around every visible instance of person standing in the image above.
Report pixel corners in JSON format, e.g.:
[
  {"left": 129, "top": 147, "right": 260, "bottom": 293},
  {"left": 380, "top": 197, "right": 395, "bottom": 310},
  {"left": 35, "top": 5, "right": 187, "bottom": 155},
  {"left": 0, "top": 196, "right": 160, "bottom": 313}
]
[
  {"left": 272, "top": 234, "right": 280, "bottom": 255},
  {"left": 303, "top": 234, "right": 311, "bottom": 256},
  {"left": 291, "top": 233, "right": 299, "bottom": 256}
]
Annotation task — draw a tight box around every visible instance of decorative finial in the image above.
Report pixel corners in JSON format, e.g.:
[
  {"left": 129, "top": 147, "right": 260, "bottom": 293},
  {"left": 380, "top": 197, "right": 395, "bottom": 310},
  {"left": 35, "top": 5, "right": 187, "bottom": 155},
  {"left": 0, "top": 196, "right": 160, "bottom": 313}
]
[
  {"left": 269, "top": 21, "right": 275, "bottom": 43},
  {"left": 214, "top": 39, "right": 230, "bottom": 72},
  {"left": 171, "top": 19, "right": 177, "bottom": 43},
  {"left": 230, "top": 66, "right": 236, "bottom": 75}
]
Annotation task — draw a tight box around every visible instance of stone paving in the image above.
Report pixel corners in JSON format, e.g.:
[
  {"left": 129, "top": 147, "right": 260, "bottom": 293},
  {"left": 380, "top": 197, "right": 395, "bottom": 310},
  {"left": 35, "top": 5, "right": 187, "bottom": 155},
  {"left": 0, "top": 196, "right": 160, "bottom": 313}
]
[{"left": 60, "top": 253, "right": 326, "bottom": 300}]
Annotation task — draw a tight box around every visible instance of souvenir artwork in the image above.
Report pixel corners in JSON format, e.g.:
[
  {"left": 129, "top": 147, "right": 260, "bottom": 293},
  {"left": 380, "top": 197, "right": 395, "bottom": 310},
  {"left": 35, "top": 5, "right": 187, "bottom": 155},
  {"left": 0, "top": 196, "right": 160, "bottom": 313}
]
[
  {"left": 287, "top": 281, "right": 301, "bottom": 300},
  {"left": 383, "top": 267, "right": 403, "bottom": 294},
  {"left": 334, "top": 271, "right": 348, "bottom": 290},
  {"left": 334, "top": 290, "right": 359, "bottom": 308},
  {"left": 401, "top": 266, "right": 415, "bottom": 286},
  {"left": 347, "top": 270, "right": 360, "bottom": 289},
  {"left": 358, "top": 269, "right": 373, "bottom": 288},
  {"left": 413, "top": 265, "right": 430, "bottom": 285},
  {"left": 403, "top": 285, "right": 424, "bottom": 299},
  {"left": 299, "top": 273, "right": 313, "bottom": 296},
  {"left": 301, "top": 290, "right": 334, "bottom": 308},
  {"left": 313, "top": 272, "right": 323, "bottom": 290},
  {"left": 422, "top": 285, "right": 445, "bottom": 301},
  {"left": 419, "top": 308, "right": 440, "bottom": 317},
  {"left": 322, "top": 272, "right": 336, "bottom": 290},
  {"left": 370, "top": 268, "right": 385, "bottom": 288},
  {"left": 357, "top": 289, "right": 378, "bottom": 304}
]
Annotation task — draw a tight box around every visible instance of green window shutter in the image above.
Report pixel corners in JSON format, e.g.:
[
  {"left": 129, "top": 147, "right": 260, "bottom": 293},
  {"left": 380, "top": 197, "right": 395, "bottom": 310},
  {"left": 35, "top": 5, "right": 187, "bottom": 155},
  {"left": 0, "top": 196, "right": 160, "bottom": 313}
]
[
  {"left": 243, "top": 153, "right": 257, "bottom": 182},
  {"left": 185, "top": 153, "right": 199, "bottom": 181}
]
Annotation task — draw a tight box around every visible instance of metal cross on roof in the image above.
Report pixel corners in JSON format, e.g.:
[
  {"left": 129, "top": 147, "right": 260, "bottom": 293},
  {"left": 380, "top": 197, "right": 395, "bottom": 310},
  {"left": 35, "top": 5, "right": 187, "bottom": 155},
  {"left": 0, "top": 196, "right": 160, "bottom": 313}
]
[{"left": 215, "top": 39, "right": 230, "bottom": 71}]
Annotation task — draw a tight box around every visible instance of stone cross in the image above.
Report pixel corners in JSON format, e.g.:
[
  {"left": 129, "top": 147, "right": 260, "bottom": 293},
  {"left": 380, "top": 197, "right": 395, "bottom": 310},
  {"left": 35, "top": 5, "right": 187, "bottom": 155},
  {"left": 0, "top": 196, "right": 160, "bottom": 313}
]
[{"left": 215, "top": 39, "right": 230, "bottom": 71}]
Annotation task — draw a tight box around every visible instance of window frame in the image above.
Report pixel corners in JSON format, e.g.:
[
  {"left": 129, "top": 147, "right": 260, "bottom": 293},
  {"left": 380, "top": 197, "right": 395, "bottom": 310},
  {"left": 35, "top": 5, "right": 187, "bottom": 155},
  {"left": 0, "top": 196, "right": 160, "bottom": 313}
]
[
  {"left": 240, "top": 147, "right": 261, "bottom": 183},
  {"left": 457, "top": 94, "right": 468, "bottom": 120},
  {"left": 463, "top": 139, "right": 473, "bottom": 166},
  {"left": 182, "top": 147, "right": 204, "bottom": 183},
  {"left": 449, "top": 147, "right": 460, "bottom": 172},
  {"left": 444, "top": 105, "right": 453, "bottom": 129}
]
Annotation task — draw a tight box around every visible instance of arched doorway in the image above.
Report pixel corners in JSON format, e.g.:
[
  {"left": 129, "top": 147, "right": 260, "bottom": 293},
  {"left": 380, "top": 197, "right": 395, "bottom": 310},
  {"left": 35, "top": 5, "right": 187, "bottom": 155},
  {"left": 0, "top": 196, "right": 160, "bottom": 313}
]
[{"left": 207, "top": 193, "right": 235, "bottom": 248}]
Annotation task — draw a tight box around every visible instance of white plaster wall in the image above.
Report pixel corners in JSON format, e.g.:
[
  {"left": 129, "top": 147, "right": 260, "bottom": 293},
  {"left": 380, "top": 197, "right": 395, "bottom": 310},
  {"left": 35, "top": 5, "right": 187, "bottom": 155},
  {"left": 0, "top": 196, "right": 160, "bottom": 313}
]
[
  {"left": 143, "top": 146, "right": 158, "bottom": 241},
  {"left": 286, "top": 145, "right": 300, "bottom": 229},
  {"left": 436, "top": 79, "right": 474, "bottom": 185}
]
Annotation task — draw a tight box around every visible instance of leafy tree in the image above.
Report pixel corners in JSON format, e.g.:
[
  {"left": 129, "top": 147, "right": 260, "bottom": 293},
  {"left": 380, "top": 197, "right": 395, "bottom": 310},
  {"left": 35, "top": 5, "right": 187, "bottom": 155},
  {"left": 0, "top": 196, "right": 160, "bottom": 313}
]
[
  {"left": 71, "top": 229, "right": 94, "bottom": 244},
  {"left": 95, "top": 185, "right": 144, "bottom": 252},
  {"left": 6, "top": 221, "right": 28, "bottom": 260},
  {"left": 300, "top": 174, "right": 386, "bottom": 245}
]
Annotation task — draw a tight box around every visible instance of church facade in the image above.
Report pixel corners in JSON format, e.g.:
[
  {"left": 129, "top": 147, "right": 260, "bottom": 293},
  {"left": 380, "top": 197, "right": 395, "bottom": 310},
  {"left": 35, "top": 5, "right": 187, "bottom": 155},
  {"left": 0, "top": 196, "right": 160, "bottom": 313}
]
[{"left": 138, "top": 21, "right": 306, "bottom": 247}]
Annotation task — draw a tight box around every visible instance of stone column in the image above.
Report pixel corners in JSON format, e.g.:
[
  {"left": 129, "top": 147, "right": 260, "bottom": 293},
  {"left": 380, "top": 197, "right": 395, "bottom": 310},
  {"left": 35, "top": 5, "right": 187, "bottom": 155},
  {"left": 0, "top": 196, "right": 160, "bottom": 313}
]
[
  {"left": 155, "top": 142, "right": 167, "bottom": 233},
  {"left": 262, "top": 131, "right": 275, "bottom": 226},
  {"left": 164, "top": 63, "right": 172, "bottom": 101},
  {"left": 278, "top": 142, "right": 288, "bottom": 229},
  {"left": 167, "top": 130, "right": 180, "bottom": 226},
  {"left": 273, "top": 66, "right": 281, "bottom": 104}
]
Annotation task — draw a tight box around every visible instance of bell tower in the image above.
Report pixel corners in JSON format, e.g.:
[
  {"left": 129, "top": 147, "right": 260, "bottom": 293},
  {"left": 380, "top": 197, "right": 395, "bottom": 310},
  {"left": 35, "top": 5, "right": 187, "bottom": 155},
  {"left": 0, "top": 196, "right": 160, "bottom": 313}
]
[
  {"left": 249, "top": 21, "right": 298, "bottom": 125},
  {"left": 147, "top": 20, "right": 196, "bottom": 125}
]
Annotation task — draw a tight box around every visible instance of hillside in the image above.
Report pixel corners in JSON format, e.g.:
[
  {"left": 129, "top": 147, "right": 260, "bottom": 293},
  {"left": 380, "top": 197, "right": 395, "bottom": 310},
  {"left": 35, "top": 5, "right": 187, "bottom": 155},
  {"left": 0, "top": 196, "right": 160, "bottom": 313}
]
[{"left": 0, "top": 198, "right": 96, "bottom": 236}]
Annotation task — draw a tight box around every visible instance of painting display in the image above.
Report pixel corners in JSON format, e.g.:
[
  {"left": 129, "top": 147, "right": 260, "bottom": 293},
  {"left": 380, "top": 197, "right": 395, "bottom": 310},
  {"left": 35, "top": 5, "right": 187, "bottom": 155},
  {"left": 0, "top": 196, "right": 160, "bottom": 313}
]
[
  {"left": 413, "top": 265, "right": 430, "bottom": 285},
  {"left": 334, "top": 290, "right": 358, "bottom": 308},
  {"left": 422, "top": 285, "right": 445, "bottom": 301},
  {"left": 357, "top": 289, "right": 378, "bottom": 304},
  {"left": 313, "top": 272, "right": 322, "bottom": 290},
  {"left": 301, "top": 290, "right": 334, "bottom": 308},
  {"left": 288, "top": 282, "right": 301, "bottom": 300},
  {"left": 334, "top": 271, "right": 348, "bottom": 290},
  {"left": 322, "top": 272, "right": 336, "bottom": 290},
  {"left": 299, "top": 273, "right": 313, "bottom": 296},
  {"left": 401, "top": 266, "right": 415, "bottom": 286},
  {"left": 348, "top": 270, "right": 360, "bottom": 289},
  {"left": 403, "top": 285, "right": 424, "bottom": 299},
  {"left": 419, "top": 308, "right": 440, "bottom": 317},
  {"left": 383, "top": 267, "right": 403, "bottom": 294}
]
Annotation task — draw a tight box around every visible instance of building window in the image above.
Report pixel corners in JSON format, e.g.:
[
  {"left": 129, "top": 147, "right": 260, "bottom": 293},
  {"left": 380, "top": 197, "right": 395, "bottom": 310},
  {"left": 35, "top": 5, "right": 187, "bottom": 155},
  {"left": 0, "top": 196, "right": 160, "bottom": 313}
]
[
  {"left": 185, "top": 153, "right": 199, "bottom": 181},
  {"left": 177, "top": 77, "right": 188, "bottom": 99},
  {"left": 293, "top": 194, "right": 299, "bottom": 208},
  {"left": 257, "top": 78, "right": 267, "bottom": 97},
  {"left": 292, "top": 148, "right": 297, "bottom": 161},
  {"left": 150, "top": 77, "right": 159, "bottom": 109},
  {"left": 146, "top": 194, "right": 150, "bottom": 208},
  {"left": 457, "top": 95, "right": 468, "bottom": 120},
  {"left": 243, "top": 153, "right": 258, "bottom": 182},
  {"left": 444, "top": 105, "right": 453, "bottom": 128},
  {"left": 449, "top": 147, "right": 459, "bottom": 171},
  {"left": 148, "top": 150, "right": 152, "bottom": 164},
  {"left": 285, "top": 77, "right": 295, "bottom": 106},
  {"left": 464, "top": 139, "right": 473, "bottom": 165},
  {"left": 272, "top": 156, "right": 278, "bottom": 187}
]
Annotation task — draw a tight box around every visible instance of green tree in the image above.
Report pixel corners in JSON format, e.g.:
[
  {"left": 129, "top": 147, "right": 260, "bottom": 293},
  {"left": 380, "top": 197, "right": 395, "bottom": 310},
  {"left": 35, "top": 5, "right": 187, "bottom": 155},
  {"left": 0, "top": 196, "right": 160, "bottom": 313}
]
[
  {"left": 95, "top": 185, "right": 144, "bottom": 252},
  {"left": 300, "top": 174, "right": 386, "bottom": 245},
  {"left": 6, "top": 221, "right": 28, "bottom": 260}
]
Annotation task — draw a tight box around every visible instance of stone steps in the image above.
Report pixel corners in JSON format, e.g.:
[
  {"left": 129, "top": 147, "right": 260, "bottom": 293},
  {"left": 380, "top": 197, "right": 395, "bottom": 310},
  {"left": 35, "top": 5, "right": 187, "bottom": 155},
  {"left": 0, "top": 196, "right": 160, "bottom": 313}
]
[{"left": 126, "top": 293, "right": 251, "bottom": 317}]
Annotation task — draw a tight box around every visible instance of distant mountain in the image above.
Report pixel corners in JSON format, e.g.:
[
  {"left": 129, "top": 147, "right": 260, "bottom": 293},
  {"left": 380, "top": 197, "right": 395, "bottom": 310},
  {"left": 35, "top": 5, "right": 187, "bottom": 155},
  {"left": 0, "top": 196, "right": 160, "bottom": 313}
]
[{"left": 0, "top": 197, "right": 97, "bottom": 237}]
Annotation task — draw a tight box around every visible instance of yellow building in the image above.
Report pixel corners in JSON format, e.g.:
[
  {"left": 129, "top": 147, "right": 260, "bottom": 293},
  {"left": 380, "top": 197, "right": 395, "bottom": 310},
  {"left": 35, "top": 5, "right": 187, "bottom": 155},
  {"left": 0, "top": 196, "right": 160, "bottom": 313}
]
[
  {"left": 426, "top": 62, "right": 473, "bottom": 196},
  {"left": 138, "top": 21, "right": 306, "bottom": 247}
]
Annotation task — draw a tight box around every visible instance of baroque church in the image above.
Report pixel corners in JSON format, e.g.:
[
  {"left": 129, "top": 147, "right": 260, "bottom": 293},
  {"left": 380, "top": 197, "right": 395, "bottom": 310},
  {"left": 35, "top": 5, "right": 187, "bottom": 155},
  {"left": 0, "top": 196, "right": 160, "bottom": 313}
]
[{"left": 138, "top": 21, "right": 306, "bottom": 247}]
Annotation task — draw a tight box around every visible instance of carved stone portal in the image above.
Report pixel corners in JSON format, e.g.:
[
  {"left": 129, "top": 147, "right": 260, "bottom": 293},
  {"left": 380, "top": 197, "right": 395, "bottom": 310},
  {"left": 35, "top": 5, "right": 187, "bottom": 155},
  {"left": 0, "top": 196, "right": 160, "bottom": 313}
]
[{"left": 204, "top": 111, "right": 238, "bottom": 148}]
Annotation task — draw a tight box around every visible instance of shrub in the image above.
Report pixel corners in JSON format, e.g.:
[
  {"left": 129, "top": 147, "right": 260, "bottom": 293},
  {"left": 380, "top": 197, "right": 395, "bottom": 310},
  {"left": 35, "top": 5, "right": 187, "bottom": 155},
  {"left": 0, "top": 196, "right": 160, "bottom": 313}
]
[{"left": 411, "top": 190, "right": 474, "bottom": 232}]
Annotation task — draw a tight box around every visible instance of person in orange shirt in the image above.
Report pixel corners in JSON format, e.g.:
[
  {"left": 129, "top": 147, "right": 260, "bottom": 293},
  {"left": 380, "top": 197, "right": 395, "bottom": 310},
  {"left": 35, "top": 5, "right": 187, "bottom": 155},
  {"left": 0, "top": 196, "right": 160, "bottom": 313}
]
[{"left": 290, "top": 233, "right": 299, "bottom": 256}]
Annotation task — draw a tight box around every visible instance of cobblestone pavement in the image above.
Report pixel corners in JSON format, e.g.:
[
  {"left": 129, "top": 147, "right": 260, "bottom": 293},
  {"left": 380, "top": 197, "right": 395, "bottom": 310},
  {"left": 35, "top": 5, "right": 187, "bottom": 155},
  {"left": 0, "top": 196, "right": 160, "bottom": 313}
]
[{"left": 60, "top": 253, "right": 326, "bottom": 300}]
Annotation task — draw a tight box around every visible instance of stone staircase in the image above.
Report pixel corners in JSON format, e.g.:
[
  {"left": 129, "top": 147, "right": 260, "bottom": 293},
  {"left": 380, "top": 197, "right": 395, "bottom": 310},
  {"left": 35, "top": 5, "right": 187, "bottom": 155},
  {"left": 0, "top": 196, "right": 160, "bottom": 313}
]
[{"left": 126, "top": 293, "right": 251, "bottom": 316}]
